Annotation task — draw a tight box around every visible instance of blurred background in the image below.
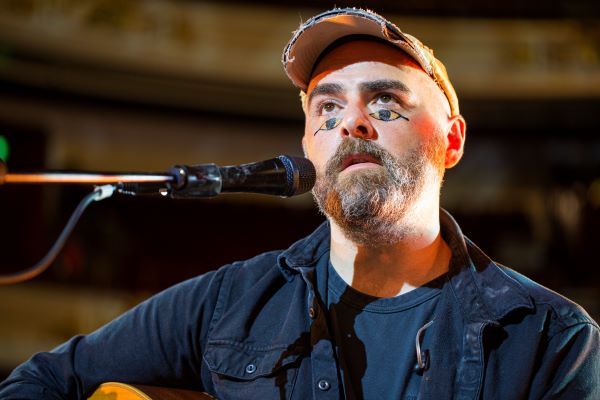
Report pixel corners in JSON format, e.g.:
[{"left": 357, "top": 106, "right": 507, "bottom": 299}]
[{"left": 0, "top": 0, "right": 599, "bottom": 380}]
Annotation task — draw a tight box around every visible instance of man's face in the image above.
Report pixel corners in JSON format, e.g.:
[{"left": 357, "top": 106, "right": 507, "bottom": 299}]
[{"left": 303, "top": 40, "right": 454, "bottom": 244}]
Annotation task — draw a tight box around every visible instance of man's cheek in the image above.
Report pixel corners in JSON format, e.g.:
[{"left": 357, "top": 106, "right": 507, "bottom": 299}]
[
  {"left": 305, "top": 142, "right": 333, "bottom": 170},
  {"left": 409, "top": 113, "right": 442, "bottom": 144}
]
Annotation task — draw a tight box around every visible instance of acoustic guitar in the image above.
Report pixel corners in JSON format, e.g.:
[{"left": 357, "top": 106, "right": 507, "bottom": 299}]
[{"left": 89, "top": 382, "right": 216, "bottom": 400}]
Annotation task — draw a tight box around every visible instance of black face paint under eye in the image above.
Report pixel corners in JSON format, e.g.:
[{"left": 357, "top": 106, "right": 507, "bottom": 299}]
[
  {"left": 314, "top": 117, "right": 342, "bottom": 136},
  {"left": 370, "top": 109, "right": 409, "bottom": 122}
]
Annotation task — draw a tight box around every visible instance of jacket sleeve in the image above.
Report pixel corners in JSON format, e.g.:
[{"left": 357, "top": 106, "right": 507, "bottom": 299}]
[
  {"left": 531, "top": 321, "right": 600, "bottom": 399},
  {"left": 0, "top": 268, "right": 225, "bottom": 400}
]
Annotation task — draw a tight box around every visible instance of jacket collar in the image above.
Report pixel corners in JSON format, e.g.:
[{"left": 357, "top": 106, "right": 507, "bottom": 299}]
[
  {"left": 440, "top": 209, "right": 534, "bottom": 323},
  {"left": 277, "top": 220, "right": 331, "bottom": 281},
  {"left": 278, "top": 209, "right": 534, "bottom": 322}
]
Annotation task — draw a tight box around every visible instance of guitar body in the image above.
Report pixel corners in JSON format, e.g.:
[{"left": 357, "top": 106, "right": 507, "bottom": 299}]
[{"left": 89, "top": 382, "right": 216, "bottom": 400}]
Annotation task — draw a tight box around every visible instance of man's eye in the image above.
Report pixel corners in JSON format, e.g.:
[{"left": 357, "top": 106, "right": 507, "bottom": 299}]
[
  {"left": 377, "top": 94, "right": 393, "bottom": 104},
  {"left": 322, "top": 103, "right": 337, "bottom": 113}
]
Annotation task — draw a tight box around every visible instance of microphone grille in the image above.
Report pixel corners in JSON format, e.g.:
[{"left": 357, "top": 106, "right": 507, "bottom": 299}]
[{"left": 277, "top": 155, "right": 316, "bottom": 196}]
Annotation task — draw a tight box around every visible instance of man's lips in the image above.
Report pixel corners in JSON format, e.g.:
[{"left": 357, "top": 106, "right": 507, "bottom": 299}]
[{"left": 340, "top": 153, "right": 382, "bottom": 171}]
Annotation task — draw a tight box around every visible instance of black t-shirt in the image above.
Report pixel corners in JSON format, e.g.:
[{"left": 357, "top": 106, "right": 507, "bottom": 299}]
[{"left": 316, "top": 252, "right": 446, "bottom": 399}]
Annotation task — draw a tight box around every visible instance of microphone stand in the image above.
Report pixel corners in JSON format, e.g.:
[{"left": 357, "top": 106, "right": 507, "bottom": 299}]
[
  {"left": 0, "top": 161, "right": 223, "bottom": 198},
  {"left": 2, "top": 166, "right": 173, "bottom": 190},
  {"left": 2, "top": 170, "right": 173, "bottom": 185}
]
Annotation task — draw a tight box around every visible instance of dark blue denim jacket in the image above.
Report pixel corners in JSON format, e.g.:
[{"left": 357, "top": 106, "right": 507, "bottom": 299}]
[{"left": 1, "top": 210, "right": 599, "bottom": 399}]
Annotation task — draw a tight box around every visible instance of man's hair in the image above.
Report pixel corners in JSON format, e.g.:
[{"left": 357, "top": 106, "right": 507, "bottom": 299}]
[{"left": 299, "top": 90, "right": 308, "bottom": 114}]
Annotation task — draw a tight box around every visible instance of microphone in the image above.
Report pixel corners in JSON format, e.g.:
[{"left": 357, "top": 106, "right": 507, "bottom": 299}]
[{"left": 165, "top": 155, "right": 316, "bottom": 198}]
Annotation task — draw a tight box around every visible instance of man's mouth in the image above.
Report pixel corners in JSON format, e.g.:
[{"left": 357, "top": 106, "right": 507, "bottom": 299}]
[{"left": 340, "top": 153, "right": 382, "bottom": 171}]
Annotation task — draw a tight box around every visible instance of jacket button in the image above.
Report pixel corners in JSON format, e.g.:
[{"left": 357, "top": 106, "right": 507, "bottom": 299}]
[
  {"left": 309, "top": 306, "right": 317, "bottom": 319},
  {"left": 317, "top": 379, "right": 330, "bottom": 391},
  {"left": 245, "top": 363, "right": 257, "bottom": 374}
]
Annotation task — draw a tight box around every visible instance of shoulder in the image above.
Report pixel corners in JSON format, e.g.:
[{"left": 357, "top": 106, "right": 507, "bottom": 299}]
[
  {"left": 190, "top": 249, "right": 294, "bottom": 311},
  {"left": 228, "top": 249, "right": 283, "bottom": 273},
  {"left": 459, "top": 233, "right": 596, "bottom": 332},
  {"left": 181, "top": 249, "right": 284, "bottom": 286},
  {"left": 220, "top": 249, "right": 286, "bottom": 287},
  {"left": 498, "top": 265, "right": 598, "bottom": 334},
  {"left": 142, "top": 249, "right": 286, "bottom": 315}
]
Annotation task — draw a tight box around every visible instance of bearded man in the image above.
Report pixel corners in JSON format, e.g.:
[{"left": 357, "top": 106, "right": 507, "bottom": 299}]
[{"left": 1, "top": 8, "right": 598, "bottom": 400}]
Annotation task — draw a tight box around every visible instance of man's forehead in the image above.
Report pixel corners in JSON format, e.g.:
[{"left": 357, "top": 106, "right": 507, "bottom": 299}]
[{"left": 307, "top": 39, "right": 423, "bottom": 96}]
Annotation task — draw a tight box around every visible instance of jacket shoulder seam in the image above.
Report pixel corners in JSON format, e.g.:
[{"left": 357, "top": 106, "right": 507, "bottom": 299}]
[
  {"left": 546, "top": 320, "right": 599, "bottom": 342},
  {"left": 539, "top": 300, "right": 599, "bottom": 334}
]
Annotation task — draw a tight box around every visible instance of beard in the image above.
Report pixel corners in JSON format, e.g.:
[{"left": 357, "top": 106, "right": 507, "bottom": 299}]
[{"left": 312, "top": 137, "right": 445, "bottom": 245}]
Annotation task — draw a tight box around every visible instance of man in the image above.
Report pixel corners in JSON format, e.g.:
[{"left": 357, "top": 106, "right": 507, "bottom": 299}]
[{"left": 1, "top": 8, "right": 598, "bottom": 399}]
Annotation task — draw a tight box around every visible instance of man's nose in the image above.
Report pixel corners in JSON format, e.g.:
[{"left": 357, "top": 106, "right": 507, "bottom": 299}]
[{"left": 340, "top": 108, "right": 377, "bottom": 140}]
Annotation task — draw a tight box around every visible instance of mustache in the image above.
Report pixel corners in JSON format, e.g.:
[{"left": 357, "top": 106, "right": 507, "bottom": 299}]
[{"left": 325, "top": 139, "right": 393, "bottom": 176}]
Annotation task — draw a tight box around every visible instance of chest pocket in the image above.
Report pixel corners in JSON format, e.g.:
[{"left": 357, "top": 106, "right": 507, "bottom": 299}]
[{"left": 203, "top": 340, "right": 305, "bottom": 400}]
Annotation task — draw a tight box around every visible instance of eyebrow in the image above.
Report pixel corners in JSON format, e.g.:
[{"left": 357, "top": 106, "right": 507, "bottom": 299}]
[
  {"left": 307, "top": 83, "right": 343, "bottom": 105},
  {"left": 307, "top": 79, "right": 411, "bottom": 107},
  {"left": 360, "top": 79, "right": 411, "bottom": 94}
]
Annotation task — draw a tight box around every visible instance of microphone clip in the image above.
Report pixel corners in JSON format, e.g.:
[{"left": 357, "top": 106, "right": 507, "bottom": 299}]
[
  {"left": 167, "top": 163, "right": 222, "bottom": 199},
  {"left": 115, "top": 163, "right": 222, "bottom": 198}
]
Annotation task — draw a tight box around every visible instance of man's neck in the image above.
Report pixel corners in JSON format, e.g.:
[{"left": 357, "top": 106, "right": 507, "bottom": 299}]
[{"left": 328, "top": 208, "right": 451, "bottom": 298}]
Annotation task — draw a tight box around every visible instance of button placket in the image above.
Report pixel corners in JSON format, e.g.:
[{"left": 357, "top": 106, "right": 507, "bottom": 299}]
[{"left": 310, "top": 339, "right": 340, "bottom": 398}]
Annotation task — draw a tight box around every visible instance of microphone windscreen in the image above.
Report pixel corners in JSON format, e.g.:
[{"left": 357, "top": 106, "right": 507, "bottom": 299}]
[{"left": 277, "top": 155, "right": 316, "bottom": 196}]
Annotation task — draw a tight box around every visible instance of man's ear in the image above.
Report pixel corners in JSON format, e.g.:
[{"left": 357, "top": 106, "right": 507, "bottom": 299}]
[{"left": 445, "top": 115, "right": 466, "bottom": 169}]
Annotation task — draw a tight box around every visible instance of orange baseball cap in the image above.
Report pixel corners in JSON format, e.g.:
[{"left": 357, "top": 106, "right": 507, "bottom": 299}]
[{"left": 282, "top": 8, "right": 460, "bottom": 116}]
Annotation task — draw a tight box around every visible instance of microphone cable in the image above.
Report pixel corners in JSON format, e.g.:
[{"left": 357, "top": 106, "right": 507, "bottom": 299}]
[{"left": 0, "top": 185, "right": 116, "bottom": 285}]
